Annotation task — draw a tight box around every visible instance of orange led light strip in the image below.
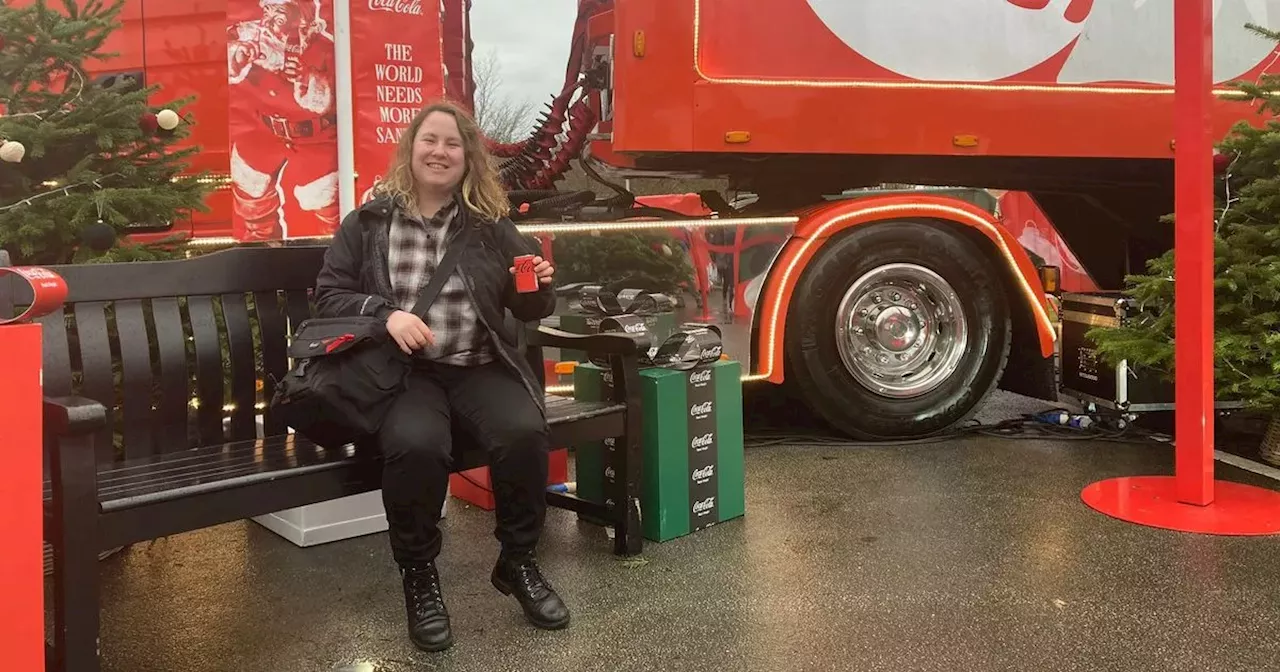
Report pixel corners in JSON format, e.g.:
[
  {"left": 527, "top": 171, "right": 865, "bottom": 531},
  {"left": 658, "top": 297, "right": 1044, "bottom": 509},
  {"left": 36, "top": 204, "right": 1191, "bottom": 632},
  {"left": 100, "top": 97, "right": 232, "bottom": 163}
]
[
  {"left": 691, "top": 0, "right": 1252, "bottom": 97},
  {"left": 182, "top": 215, "right": 801, "bottom": 248},
  {"left": 515, "top": 215, "right": 797, "bottom": 234},
  {"left": 756, "top": 202, "right": 1058, "bottom": 381}
]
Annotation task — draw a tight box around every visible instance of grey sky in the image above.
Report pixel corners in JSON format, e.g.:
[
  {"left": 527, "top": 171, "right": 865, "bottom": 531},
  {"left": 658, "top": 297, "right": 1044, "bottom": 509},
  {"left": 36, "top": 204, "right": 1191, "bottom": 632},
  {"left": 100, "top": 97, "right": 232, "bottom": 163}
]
[{"left": 469, "top": 1, "right": 581, "bottom": 135}]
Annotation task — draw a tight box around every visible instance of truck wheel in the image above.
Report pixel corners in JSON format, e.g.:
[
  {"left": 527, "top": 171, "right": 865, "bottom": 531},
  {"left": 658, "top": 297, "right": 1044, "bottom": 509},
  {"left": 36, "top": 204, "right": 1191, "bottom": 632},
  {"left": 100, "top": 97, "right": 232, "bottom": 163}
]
[{"left": 785, "top": 220, "right": 1012, "bottom": 439}]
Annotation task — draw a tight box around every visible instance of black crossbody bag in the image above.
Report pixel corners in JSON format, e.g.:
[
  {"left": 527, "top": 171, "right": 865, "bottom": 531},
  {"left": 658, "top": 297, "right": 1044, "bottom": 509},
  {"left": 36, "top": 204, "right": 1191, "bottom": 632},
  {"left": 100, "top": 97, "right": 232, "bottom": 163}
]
[{"left": 270, "top": 224, "right": 473, "bottom": 449}]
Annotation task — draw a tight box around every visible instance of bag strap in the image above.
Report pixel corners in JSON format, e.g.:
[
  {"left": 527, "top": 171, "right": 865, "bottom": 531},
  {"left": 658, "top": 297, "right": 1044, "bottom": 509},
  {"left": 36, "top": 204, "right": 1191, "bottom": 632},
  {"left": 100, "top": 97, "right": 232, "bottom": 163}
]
[{"left": 409, "top": 218, "right": 473, "bottom": 319}]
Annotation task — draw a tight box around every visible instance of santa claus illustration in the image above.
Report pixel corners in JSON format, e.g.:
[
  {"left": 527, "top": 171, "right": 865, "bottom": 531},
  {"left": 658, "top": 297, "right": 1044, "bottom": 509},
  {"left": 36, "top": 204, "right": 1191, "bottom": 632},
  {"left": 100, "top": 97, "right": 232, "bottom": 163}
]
[
  {"left": 227, "top": 0, "right": 338, "bottom": 240},
  {"left": 805, "top": 0, "right": 1280, "bottom": 85}
]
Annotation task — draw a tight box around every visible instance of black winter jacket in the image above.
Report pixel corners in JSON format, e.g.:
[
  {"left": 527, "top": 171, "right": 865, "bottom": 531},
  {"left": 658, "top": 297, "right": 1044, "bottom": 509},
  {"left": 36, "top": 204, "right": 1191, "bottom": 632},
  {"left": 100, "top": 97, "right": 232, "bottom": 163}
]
[{"left": 313, "top": 195, "right": 556, "bottom": 410}]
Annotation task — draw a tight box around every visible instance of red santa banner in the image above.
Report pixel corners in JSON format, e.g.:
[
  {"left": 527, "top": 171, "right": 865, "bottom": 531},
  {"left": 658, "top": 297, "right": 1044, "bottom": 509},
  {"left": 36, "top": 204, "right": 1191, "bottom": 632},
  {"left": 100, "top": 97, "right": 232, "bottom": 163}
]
[
  {"left": 227, "top": 0, "right": 340, "bottom": 241},
  {"left": 352, "top": 0, "right": 445, "bottom": 204}
]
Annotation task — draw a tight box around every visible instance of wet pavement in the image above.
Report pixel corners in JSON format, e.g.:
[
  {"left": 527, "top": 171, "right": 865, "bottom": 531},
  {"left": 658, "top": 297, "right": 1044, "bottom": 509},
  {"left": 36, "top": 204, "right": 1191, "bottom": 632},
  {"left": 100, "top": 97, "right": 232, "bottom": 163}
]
[{"left": 84, "top": 390, "right": 1280, "bottom": 672}]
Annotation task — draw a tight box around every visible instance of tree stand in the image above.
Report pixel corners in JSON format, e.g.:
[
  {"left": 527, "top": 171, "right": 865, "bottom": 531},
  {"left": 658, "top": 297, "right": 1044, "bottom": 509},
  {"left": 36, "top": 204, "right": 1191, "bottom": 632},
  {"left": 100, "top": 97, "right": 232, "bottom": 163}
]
[{"left": 1260, "top": 417, "right": 1280, "bottom": 468}]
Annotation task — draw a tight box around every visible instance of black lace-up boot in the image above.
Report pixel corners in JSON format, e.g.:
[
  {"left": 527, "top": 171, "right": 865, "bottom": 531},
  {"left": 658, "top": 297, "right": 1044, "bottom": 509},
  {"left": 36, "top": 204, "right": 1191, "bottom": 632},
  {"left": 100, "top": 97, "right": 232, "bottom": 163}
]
[
  {"left": 401, "top": 563, "right": 453, "bottom": 651},
  {"left": 490, "top": 551, "right": 570, "bottom": 629}
]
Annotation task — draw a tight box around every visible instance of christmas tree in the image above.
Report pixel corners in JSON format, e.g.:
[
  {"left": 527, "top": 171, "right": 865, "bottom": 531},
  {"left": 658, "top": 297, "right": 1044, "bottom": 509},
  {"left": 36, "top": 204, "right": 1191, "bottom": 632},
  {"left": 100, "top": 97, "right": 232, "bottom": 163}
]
[
  {"left": 552, "top": 230, "right": 696, "bottom": 297},
  {"left": 0, "top": 0, "right": 210, "bottom": 265},
  {"left": 1088, "top": 23, "right": 1280, "bottom": 460}
]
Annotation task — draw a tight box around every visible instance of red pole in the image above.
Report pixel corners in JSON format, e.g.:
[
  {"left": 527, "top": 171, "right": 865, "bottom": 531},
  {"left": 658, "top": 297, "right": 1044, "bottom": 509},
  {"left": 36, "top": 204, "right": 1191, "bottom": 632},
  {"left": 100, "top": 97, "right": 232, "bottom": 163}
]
[
  {"left": 1173, "top": 0, "right": 1216, "bottom": 506},
  {"left": 1081, "top": 24, "right": 1280, "bottom": 530},
  {"left": 0, "top": 323, "right": 46, "bottom": 670}
]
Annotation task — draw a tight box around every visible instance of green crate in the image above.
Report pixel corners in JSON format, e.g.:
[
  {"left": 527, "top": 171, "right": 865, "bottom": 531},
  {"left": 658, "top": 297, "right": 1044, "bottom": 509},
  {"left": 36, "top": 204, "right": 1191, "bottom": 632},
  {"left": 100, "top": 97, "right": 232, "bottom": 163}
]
[{"left": 573, "top": 359, "right": 745, "bottom": 542}]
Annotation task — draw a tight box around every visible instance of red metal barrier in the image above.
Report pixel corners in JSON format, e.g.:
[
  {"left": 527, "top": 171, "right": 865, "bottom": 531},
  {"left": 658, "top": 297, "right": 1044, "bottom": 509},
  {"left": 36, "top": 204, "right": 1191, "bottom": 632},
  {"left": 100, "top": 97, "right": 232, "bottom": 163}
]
[
  {"left": 0, "top": 323, "right": 44, "bottom": 670},
  {"left": 0, "top": 264, "right": 68, "bottom": 671}
]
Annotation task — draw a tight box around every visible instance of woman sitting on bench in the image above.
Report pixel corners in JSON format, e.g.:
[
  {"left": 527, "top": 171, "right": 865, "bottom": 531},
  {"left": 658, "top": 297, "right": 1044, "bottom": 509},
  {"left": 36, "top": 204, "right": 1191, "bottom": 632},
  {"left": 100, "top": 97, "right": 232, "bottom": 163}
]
[{"left": 313, "top": 100, "right": 565, "bottom": 652}]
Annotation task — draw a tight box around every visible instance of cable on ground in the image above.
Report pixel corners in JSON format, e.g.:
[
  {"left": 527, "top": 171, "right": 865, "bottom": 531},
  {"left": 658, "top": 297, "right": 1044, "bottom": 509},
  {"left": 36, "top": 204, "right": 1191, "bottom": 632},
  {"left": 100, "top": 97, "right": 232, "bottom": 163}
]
[{"left": 744, "top": 407, "right": 1172, "bottom": 449}]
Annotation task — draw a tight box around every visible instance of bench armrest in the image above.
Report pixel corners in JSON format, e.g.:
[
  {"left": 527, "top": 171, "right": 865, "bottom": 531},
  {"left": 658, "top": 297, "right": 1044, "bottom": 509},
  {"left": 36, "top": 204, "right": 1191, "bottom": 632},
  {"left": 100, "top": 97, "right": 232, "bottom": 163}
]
[
  {"left": 528, "top": 324, "right": 641, "bottom": 355},
  {"left": 44, "top": 395, "right": 108, "bottom": 437}
]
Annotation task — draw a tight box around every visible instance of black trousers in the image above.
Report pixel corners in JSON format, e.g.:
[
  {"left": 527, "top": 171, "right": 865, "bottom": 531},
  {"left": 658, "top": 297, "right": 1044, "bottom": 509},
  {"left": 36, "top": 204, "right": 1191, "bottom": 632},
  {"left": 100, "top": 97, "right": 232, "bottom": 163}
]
[{"left": 377, "top": 359, "right": 550, "bottom": 567}]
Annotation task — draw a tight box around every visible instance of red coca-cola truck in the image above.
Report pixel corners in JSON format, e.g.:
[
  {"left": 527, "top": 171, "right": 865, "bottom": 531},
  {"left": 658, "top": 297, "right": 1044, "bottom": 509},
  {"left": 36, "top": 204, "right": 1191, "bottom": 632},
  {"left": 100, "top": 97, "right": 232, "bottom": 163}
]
[{"left": 45, "top": 0, "right": 1280, "bottom": 438}]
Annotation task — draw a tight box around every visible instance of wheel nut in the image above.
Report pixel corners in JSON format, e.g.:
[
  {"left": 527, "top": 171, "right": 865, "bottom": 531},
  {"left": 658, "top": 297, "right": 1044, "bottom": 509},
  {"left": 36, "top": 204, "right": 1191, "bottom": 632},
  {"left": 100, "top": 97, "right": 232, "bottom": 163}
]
[
  {"left": 891, "top": 292, "right": 901, "bottom": 301},
  {"left": 873, "top": 294, "right": 882, "bottom": 303},
  {"left": 878, "top": 354, "right": 889, "bottom": 364}
]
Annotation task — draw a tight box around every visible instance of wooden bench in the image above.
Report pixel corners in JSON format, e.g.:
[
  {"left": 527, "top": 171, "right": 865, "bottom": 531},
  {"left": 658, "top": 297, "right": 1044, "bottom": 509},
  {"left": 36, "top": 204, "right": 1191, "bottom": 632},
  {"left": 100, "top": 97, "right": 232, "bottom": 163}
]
[{"left": 0, "top": 245, "right": 644, "bottom": 672}]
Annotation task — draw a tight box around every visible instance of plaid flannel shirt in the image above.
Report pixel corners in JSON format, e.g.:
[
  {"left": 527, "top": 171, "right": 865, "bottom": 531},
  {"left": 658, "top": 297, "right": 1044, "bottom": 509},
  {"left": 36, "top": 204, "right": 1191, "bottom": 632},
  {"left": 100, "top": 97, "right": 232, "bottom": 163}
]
[{"left": 386, "top": 200, "right": 496, "bottom": 366}]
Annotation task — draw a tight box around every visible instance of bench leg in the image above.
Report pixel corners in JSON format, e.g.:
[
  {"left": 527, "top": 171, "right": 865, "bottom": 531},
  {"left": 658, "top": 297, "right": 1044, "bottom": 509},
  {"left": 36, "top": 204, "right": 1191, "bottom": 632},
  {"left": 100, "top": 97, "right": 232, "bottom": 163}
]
[
  {"left": 612, "top": 426, "right": 644, "bottom": 556},
  {"left": 49, "top": 434, "right": 102, "bottom": 672}
]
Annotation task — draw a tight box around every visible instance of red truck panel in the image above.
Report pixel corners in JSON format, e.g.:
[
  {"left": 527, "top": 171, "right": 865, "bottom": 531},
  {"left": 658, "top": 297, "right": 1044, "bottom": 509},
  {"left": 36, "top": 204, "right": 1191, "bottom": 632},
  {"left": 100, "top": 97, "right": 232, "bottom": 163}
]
[
  {"left": 136, "top": 1, "right": 232, "bottom": 238},
  {"left": 610, "top": 0, "right": 1280, "bottom": 159}
]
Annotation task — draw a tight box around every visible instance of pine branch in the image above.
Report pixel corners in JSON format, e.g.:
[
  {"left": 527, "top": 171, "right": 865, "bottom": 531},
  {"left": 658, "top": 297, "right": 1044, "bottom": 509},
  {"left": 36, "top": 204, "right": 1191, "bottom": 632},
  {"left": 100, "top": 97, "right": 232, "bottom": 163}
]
[
  {"left": 1, "top": 0, "right": 212, "bottom": 264},
  {"left": 1092, "top": 30, "right": 1280, "bottom": 413}
]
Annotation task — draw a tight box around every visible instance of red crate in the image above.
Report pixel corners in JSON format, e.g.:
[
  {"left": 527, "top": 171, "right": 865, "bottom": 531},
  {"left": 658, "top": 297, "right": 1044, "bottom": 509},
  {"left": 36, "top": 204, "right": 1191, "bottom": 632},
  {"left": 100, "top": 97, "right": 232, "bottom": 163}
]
[{"left": 449, "top": 448, "right": 569, "bottom": 511}]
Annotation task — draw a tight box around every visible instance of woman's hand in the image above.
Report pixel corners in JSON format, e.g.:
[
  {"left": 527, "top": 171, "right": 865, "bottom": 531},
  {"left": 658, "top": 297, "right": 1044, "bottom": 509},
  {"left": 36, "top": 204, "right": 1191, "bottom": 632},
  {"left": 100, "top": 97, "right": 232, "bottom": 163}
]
[
  {"left": 386, "top": 310, "right": 435, "bottom": 355},
  {"left": 509, "top": 256, "right": 555, "bottom": 285}
]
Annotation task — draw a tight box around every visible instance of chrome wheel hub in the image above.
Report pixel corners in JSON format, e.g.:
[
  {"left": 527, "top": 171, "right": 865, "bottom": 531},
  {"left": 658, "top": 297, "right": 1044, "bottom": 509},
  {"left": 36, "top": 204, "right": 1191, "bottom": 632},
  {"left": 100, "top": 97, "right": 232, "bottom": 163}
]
[{"left": 834, "top": 263, "right": 968, "bottom": 399}]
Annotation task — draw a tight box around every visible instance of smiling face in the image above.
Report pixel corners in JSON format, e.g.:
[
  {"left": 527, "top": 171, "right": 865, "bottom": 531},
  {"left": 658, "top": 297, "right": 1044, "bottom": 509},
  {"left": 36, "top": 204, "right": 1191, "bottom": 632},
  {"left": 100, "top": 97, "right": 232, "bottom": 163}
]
[{"left": 411, "top": 111, "right": 467, "bottom": 195}]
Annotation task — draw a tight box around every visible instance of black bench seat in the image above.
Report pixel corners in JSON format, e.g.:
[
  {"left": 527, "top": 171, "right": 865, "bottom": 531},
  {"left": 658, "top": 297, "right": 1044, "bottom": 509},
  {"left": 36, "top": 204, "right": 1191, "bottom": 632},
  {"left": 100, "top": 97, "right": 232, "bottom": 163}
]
[
  {"left": 4, "top": 245, "right": 646, "bottom": 672},
  {"left": 40, "top": 393, "right": 629, "bottom": 548}
]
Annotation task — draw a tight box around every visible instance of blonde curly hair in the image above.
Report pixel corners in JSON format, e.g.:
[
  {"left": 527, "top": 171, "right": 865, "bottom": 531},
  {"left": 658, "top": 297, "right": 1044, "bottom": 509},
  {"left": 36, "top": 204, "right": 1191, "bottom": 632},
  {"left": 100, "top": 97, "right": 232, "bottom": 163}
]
[{"left": 376, "top": 100, "right": 511, "bottom": 222}]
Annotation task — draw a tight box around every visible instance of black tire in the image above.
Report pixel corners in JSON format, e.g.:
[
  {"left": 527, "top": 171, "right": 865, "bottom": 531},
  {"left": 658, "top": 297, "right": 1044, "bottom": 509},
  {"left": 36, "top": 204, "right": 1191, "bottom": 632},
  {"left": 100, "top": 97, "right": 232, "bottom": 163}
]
[{"left": 784, "top": 219, "right": 1012, "bottom": 439}]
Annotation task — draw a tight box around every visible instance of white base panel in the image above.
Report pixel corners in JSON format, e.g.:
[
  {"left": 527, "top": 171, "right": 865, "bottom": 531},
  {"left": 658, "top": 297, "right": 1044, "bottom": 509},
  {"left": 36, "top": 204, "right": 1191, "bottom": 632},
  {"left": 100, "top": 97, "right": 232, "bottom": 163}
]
[
  {"left": 237, "top": 416, "right": 448, "bottom": 548},
  {"left": 252, "top": 491, "right": 389, "bottom": 547},
  {"left": 252, "top": 489, "right": 450, "bottom": 548}
]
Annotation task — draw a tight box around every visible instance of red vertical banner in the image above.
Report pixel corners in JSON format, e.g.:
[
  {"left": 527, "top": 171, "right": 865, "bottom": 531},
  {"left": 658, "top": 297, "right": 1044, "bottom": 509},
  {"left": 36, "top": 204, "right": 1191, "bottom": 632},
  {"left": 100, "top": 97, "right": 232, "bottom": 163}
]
[
  {"left": 350, "top": 0, "right": 446, "bottom": 204},
  {"left": 0, "top": 322, "right": 44, "bottom": 671},
  {"left": 226, "top": 0, "right": 341, "bottom": 241}
]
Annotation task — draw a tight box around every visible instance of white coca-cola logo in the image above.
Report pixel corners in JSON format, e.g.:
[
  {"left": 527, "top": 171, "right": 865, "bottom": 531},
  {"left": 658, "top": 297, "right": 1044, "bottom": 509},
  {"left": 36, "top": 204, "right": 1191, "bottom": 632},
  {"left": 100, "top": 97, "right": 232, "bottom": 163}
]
[
  {"left": 623, "top": 322, "right": 646, "bottom": 334},
  {"left": 602, "top": 369, "right": 614, "bottom": 386},
  {"left": 689, "top": 369, "right": 712, "bottom": 385},
  {"left": 693, "top": 496, "right": 716, "bottom": 514},
  {"left": 691, "top": 432, "right": 714, "bottom": 450},
  {"left": 692, "top": 465, "right": 714, "bottom": 481},
  {"left": 369, "top": 0, "right": 423, "bottom": 15},
  {"left": 701, "top": 346, "right": 722, "bottom": 360},
  {"left": 690, "top": 401, "right": 713, "bottom": 417},
  {"left": 605, "top": 466, "right": 615, "bottom": 480},
  {"left": 604, "top": 437, "right": 615, "bottom": 448}
]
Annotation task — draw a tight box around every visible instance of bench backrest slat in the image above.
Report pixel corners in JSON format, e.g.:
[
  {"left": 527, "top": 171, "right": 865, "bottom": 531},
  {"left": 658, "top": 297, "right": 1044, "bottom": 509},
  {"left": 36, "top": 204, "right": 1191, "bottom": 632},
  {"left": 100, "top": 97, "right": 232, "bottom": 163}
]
[
  {"left": 150, "top": 297, "right": 189, "bottom": 452},
  {"left": 285, "top": 289, "right": 312, "bottom": 331},
  {"left": 187, "top": 294, "right": 225, "bottom": 446},
  {"left": 221, "top": 292, "right": 257, "bottom": 442},
  {"left": 7, "top": 247, "right": 329, "bottom": 302},
  {"left": 72, "top": 302, "right": 118, "bottom": 464},
  {"left": 255, "top": 290, "right": 290, "bottom": 437},
  {"left": 39, "top": 308, "right": 73, "bottom": 397},
  {"left": 114, "top": 299, "right": 156, "bottom": 458}
]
